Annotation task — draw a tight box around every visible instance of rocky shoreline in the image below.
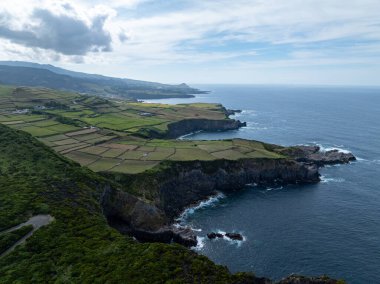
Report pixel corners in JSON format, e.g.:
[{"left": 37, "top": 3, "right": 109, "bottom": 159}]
[
  {"left": 100, "top": 103, "right": 356, "bottom": 245},
  {"left": 101, "top": 109, "right": 356, "bottom": 284},
  {"left": 102, "top": 146, "right": 355, "bottom": 248},
  {"left": 166, "top": 118, "right": 246, "bottom": 138},
  {"left": 100, "top": 112, "right": 355, "bottom": 284}
]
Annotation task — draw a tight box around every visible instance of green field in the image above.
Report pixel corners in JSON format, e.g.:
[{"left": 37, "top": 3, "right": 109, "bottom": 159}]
[
  {"left": 0, "top": 123, "right": 256, "bottom": 283},
  {"left": 0, "top": 85, "right": 285, "bottom": 174}
]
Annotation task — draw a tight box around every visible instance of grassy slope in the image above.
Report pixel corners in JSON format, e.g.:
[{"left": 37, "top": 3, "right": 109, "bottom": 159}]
[
  {"left": 0, "top": 86, "right": 285, "bottom": 175},
  {"left": 0, "top": 64, "right": 200, "bottom": 99},
  {"left": 0, "top": 86, "right": 226, "bottom": 137},
  {"left": 0, "top": 124, "right": 254, "bottom": 283}
]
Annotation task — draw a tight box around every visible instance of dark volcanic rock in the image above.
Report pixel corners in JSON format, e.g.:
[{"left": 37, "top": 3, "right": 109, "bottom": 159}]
[
  {"left": 225, "top": 109, "right": 242, "bottom": 116},
  {"left": 207, "top": 232, "right": 224, "bottom": 239},
  {"left": 276, "top": 274, "right": 342, "bottom": 284},
  {"left": 101, "top": 186, "right": 168, "bottom": 232},
  {"left": 307, "top": 149, "right": 356, "bottom": 166},
  {"left": 280, "top": 146, "right": 356, "bottom": 166},
  {"left": 225, "top": 233, "right": 244, "bottom": 241},
  {"left": 130, "top": 226, "right": 197, "bottom": 247},
  {"left": 166, "top": 118, "right": 246, "bottom": 138},
  {"left": 172, "top": 227, "right": 198, "bottom": 247},
  {"left": 132, "top": 228, "right": 174, "bottom": 243},
  {"left": 157, "top": 159, "right": 320, "bottom": 220},
  {"left": 207, "top": 232, "right": 217, "bottom": 239}
]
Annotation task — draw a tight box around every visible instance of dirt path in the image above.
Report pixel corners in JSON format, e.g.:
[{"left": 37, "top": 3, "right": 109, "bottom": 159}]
[{"left": 0, "top": 215, "right": 54, "bottom": 258}]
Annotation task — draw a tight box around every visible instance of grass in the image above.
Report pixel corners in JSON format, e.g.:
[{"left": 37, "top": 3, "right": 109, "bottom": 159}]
[
  {"left": 112, "top": 160, "right": 160, "bottom": 174},
  {"left": 78, "top": 145, "right": 109, "bottom": 155},
  {"left": 119, "top": 150, "right": 145, "bottom": 160},
  {"left": 0, "top": 85, "right": 285, "bottom": 175},
  {"left": 18, "top": 126, "right": 57, "bottom": 137},
  {"left": 0, "top": 86, "right": 228, "bottom": 140},
  {"left": 53, "top": 143, "right": 89, "bottom": 153},
  {"left": 169, "top": 148, "right": 216, "bottom": 161},
  {"left": 100, "top": 148, "right": 126, "bottom": 158},
  {"left": 0, "top": 124, "right": 257, "bottom": 283},
  {"left": 65, "top": 151, "right": 100, "bottom": 166},
  {"left": 45, "top": 123, "right": 80, "bottom": 133},
  {"left": 52, "top": 138, "right": 79, "bottom": 146},
  {"left": 0, "top": 225, "right": 33, "bottom": 255},
  {"left": 87, "top": 158, "right": 121, "bottom": 172},
  {"left": 210, "top": 149, "right": 248, "bottom": 160}
]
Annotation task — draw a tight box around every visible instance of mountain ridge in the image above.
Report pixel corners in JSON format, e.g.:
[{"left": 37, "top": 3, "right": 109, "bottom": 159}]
[{"left": 0, "top": 61, "right": 204, "bottom": 100}]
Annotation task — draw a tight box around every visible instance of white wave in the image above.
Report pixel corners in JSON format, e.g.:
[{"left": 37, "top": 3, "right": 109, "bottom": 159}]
[
  {"left": 346, "top": 156, "right": 380, "bottom": 166},
  {"left": 192, "top": 236, "right": 205, "bottom": 251},
  {"left": 176, "top": 192, "right": 225, "bottom": 223},
  {"left": 316, "top": 144, "right": 351, "bottom": 154},
  {"left": 242, "top": 126, "right": 268, "bottom": 131},
  {"left": 177, "top": 130, "right": 202, "bottom": 140},
  {"left": 219, "top": 230, "right": 246, "bottom": 246},
  {"left": 240, "top": 110, "right": 257, "bottom": 116},
  {"left": 320, "top": 176, "right": 346, "bottom": 183},
  {"left": 355, "top": 157, "right": 367, "bottom": 161},
  {"left": 266, "top": 186, "right": 283, "bottom": 191},
  {"left": 323, "top": 164, "right": 342, "bottom": 168},
  {"left": 355, "top": 158, "right": 380, "bottom": 165}
]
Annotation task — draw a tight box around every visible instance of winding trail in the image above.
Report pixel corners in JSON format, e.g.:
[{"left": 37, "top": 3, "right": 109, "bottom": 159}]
[{"left": 0, "top": 215, "right": 54, "bottom": 258}]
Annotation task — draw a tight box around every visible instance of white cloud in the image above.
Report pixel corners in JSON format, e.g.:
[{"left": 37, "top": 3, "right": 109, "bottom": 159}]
[{"left": 0, "top": 0, "right": 380, "bottom": 84}]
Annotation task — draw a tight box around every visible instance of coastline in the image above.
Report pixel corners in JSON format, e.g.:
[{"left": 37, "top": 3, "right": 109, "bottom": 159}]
[{"left": 101, "top": 107, "right": 356, "bottom": 248}]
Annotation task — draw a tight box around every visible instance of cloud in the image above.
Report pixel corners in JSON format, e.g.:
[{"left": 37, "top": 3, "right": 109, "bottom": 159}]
[
  {"left": 0, "top": 6, "right": 112, "bottom": 55},
  {"left": 0, "top": 0, "right": 379, "bottom": 84}
]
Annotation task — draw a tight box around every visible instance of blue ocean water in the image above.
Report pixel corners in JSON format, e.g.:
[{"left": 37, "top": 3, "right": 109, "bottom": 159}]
[{"left": 146, "top": 85, "right": 380, "bottom": 283}]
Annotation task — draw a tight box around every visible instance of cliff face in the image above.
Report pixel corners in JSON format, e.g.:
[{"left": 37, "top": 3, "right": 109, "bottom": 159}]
[
  {"left": 277, "top": 146, "right": 356, "bottom": 166},
  {"left": 155, "top": 158, "right": 319, "bottom": 219},
  {"left": 166, "top": 118, "right": 246, "bottom": 138},
  {"left": 101, "top": 185, "right": 168, "bottom": 232},
  {"left": 101, "top": 146, "right": 355, "bottom": 243},
  {"left": 102, "top": 158, "right": 319, "bottom": 233}
]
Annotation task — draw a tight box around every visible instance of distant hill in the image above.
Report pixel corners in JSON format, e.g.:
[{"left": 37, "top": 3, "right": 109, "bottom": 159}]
[{"left": 0, "top": 61, "right": 204, "bottom": 99}]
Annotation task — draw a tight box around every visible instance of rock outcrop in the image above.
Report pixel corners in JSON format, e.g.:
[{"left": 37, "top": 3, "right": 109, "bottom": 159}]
[
  {"left": 101, "top": 185, "right": 168, "bottom": 232},
  {"left": 103, "top": 143, "right": 355, "bottom": 248},
  {"left": 207, "top": 232, "right": 244, "bottom": 241},
  {"left": 101, "top": 186, "right": 198, "bottom": 247},
  {"left": 276, "top": 274, "right": 343, "bottom": 284},
  {"left": 166, "top": 118, "right": 246, "bottom": 138},
  {"left": 225, "top": 232, "right": 244, "bottom": 241},
  {"left": 155, "top": 159, "right": 319, "bottom": 219},
  {"left": 207, "top": 232, "right": 224, "bottom": 239},
  {"left": 278, "top": 146, "right": 356, "bottom": 166}
]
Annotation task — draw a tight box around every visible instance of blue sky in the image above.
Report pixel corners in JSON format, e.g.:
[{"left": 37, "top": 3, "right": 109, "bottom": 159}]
[{"left": 0, "top": 0, "right": 380, "bottom": 85}]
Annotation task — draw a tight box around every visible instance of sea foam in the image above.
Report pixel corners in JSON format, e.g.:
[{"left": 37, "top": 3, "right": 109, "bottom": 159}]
[{"left": 176, "top": 192, "right": 226, "bottom": 224}]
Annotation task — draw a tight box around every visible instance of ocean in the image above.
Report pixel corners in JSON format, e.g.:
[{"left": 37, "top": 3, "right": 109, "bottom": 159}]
[{"left": 145, "top": 85, "right": 380, "bottom": 283}]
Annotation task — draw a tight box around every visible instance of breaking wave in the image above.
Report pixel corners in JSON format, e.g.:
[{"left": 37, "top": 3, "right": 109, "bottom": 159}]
[
  {"left": 176, "top": 192, "right": 226, "bottom": 223},
  {"left": 321, "top": 176, "right": 346, "bottom": 183}
]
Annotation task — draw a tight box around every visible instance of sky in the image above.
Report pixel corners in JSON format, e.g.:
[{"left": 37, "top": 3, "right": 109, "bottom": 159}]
[{"left": 0, "top": 0, "right": 380, "bottom": 85}]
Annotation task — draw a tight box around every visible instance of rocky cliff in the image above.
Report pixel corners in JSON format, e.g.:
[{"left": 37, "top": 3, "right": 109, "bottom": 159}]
[
  {"left": 101, "top": 157, "right": 319, "bottom": 243},
  {"left": 166, "top": 118, "right": 246, "bottom": 138},
  {"left": 152, "top": 158, "right": 319, "bottom": 219},
  {"left": 276, "top": 145, "right": 356, "bottom": 166},
  {"left": 98, "top": 142, "right": 352, "bottom": 284},
  {"left": 102, "top": 145, "right": 355, "bottom": 246}
]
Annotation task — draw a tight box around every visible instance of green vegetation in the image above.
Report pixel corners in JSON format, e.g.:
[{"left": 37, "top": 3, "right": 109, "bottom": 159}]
[
  {"left": 0, "top": 124, "right": 255, "bottom": 283},
  {"left": 0, "top": 225, "right": 33, "bottom": 255},
  {"left": 0, "top": 63, "right": 203, "bottom": 100},
  {"left": 0, "top": 86, "right": 226, "bottom": 136},
  {"left": 0, "top": 85, "right": 285, "bottom": 174}
]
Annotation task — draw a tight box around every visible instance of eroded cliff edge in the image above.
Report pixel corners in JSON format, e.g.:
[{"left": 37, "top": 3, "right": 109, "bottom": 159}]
[{"left": 101, "top": 144, "right": 355, "bottom": 246}]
